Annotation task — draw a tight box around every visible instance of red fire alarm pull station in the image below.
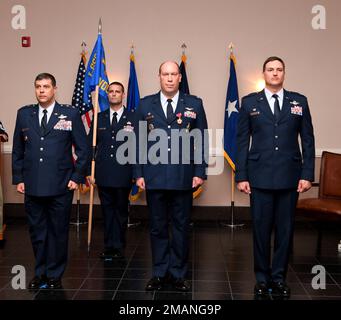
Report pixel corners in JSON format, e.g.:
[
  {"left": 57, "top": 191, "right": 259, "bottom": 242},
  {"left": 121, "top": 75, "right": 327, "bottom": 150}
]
[{"left": 22, "top": 36, "right": 31, "bottom": 47}]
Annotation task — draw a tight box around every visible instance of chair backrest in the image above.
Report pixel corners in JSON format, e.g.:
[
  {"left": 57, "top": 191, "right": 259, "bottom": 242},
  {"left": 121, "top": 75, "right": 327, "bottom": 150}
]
[{"left": 319, "top": 151, "right": 341, "bottom": 199}]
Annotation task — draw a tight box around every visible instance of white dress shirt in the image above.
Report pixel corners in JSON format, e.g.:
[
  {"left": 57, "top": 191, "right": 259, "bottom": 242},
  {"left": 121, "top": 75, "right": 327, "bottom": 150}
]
[
  {"left": 264, "top": 88, "right": 284, "bottom": 114},
  {"left": 160, "top": 91, "right": 179, "bottom": 117},
  {"left": 39, "top": 102, "right": 55, "bottom": 124},
  {"left": 110, "top": 106, "right": 125, "bottom": 124}
]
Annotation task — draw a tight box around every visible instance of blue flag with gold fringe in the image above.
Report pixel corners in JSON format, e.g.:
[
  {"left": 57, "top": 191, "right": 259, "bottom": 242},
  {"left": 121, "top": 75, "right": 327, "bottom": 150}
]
[
  {"left": 127, "top": 53, "right": 142, "bottom": 202},
  {"left": 83, "top": 33, "right": 109, "bottom": 111},
  {"left": 223, "top": 53, "right": 240, "bottom": 170},
  {"left": 127, "top": 54, "right": 140, "bottom": 112}
]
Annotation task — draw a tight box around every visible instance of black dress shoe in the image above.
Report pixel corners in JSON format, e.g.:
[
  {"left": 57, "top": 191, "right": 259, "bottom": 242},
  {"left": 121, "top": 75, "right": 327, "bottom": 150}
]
[
  {"left": 254, "top": 282, "right": 269, "bottom": 297},
  {"left": 145, "top": 277, "right": 164, "bottom": 291},
  {"left": 28, "top": 275, "right": 48, "bottom": 290},
  {"left": 47, "top": 278, "right": 62, "bottom": 289},
  {"left": 271, "top": 282, "right": 291, "bottom": 298},
  {"left": 173, "top": 278, "right": 191, "bottom": 292}
]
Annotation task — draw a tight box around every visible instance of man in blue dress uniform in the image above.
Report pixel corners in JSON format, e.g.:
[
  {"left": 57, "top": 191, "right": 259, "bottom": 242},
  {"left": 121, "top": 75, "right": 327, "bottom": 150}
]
[
  {"left": 236, "top": 57, "right": 315, "bottom": 298},
  {"left": 12, "top": 73, "right": 89, "bottom": 289},
  {"left": 89, "top": 82, "right": 136, "bottom": 260},
  {"left": 134, "top": 61, "right": 208, "bottom": 292}
]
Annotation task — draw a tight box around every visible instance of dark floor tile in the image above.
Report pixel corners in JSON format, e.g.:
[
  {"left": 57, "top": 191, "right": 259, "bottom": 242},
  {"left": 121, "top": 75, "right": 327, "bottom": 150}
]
[
  {"left": 310, "top": 296, "right": 341, "bottom": 300},
  {"left": 303, "top": 284, "right": 341, "bottom": 297},
  {"left": 289, "top": 256, "right": 319, "bottom": 264},
  {"left": 0, "top": 289, "right": 37, "bottom": 300},
  {"left": 123, "top": 268, "right": 152, "bottom": 280},
  {"left": 324, "top": 265, "right": 341, "bottom": 274},
  {"left": 193, "top": 280, "right": 230, "bottom": 294},
  {"left": 0, "top": 276, "right": 10, "bottom": 289},
  {"left": 99, "top": 259, "right": 129, "bottom": 269},
  {"left": 89, "top": 268, "right": 124, "bottom": 279},
  {"left": 193, "top": 292, "right": 231, "bottom": 300},
  {"left": 114, "top": 290, "right": 154, "bottom": 300},
  {"left": 117, "top": 279, "right": 148, "bottom": 291},
  {"left": 155, "top": 292, "right": 192, "bottom": 300},
  {"left": 63, "top": 267, "right": 93, "bottom": 278},
  {"left": 66, "top": 259, "right": 98, "bottom": 269},
  {"left": 316, "top": 257, "right": 341, "bottom": 265},
  {"left": 193, "top": 271, "right": 228, "bottom": 282},
  {"left": 288, "top": 295, "right": 311, "bottom": 300},
  {"left": 296, "top": 272, "right": 337, "bottom": 285},
  {"left": 290, "top": 263, "right": 318, "bottom": 273},
  {"left": 73, "top": 290, "right": 114, "bottom": 300},
  {"left": 228, "top": 271, "right": 255, "bottom": 282},
  {"left": 128, "top": 259, "right": 152, "bottom": 268},
  {"left": 232, "top": 294, "right": 257, "bottom": 300},
  {"left": 226, "top": 263, "right": 253, "bottom": 272},
  {"left": 329, "top": 274, "right": 341, "bottom": 284},
  {"left": 80, "top": 278, "right": 119, "bottom": 291},
  {"left": 230, "top": 281, "right": 254, "bottom": 294},
  {"left": 58, "top": 278, "right": 84, "bottom": 290},
  {"left": 34, "top": 290, "right": 76, "bottom": 300}
]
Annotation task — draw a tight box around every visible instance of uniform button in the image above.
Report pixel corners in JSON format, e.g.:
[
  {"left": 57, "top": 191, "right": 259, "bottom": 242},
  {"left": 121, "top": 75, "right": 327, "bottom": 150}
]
[
  {"left": 110, "top": 154, "right": 113, "bottom": 158},
  {"left": 111, "top": 145, "right": 114, "bottom": 149},
  {"left": 274, "top": 123, "right": 278, "bottom": 127},
  {"left": 275, "top": 135, "right": 278, "bottom": 139},
  {"left": 275, "top": 147, "right": 279, "bottom": 151},
  {"left": 41, "top": 137, "right": 44, "bottom": 141},
  {"left": 168, "top": 125, "right": 171, "bottom": 129},
  {"left": 112, "top": 136, "right": 115, "bottom": 140},
  {"left": 168, "top": 148, "right": 171, "bottom": 152},
  {"left": 168, "top": 136, "right": 170, "bottom": 140},
  {"left": 40, "top": 147, "right": 44, "bottom": 151},
  {"left": 39, "top": 158, "right": 43, "bottom": 162}
]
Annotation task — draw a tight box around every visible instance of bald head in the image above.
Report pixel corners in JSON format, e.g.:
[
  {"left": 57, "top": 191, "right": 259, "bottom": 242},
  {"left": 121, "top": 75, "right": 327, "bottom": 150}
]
[
  {"left": 159, "top": 61, "right": 180, "bottom": 75},
  {"left": 158, "top": 60, "right": 182, "bottom": 98}
]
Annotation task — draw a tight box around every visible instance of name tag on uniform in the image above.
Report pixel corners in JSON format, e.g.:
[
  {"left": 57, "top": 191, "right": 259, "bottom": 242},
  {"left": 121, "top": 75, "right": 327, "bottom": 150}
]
[
  {"left": 291, "top": 106, "right": 302, "bottom": 116},
  {"left": 54, "top": 120, "right": 72, "bottom": 131}
]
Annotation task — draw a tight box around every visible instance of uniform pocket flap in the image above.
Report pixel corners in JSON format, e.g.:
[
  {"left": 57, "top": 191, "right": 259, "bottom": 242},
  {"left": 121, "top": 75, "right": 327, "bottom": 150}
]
[{"left": 248, "top": 153, "right": 260, "bottom": 160}]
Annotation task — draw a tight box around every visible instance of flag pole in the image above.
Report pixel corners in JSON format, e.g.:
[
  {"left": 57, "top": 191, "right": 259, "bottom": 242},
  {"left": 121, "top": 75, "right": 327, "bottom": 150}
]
[
  {"left": 87, "top": 19, "right": 102, "bottom": 254},
  {"left": 127, "top": 43, "right": 141, "bottom": 228},
  {"left": 222, "top": 43, "right": 244, "bottom": 228},
  {"left": 70, "top": 42, "right": 88, "bottom": 232}
]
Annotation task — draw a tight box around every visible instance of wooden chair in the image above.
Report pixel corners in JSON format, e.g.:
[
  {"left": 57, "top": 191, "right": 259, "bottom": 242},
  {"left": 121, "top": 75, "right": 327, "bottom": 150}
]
[{"left": 296, "top": 151, "right": 341, "bottom": 254}]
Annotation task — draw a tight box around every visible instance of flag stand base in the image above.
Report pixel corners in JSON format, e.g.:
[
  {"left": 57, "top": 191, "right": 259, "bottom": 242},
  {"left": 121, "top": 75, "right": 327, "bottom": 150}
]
[
  {"left": 127, "top": 203, "right": 141, "bottom": 228},
  {"left": 70, "top": 200, "right": 88, "bottom": 226},
  {"left": 220, "top": 202, "right": 244, "bottom": 228}
]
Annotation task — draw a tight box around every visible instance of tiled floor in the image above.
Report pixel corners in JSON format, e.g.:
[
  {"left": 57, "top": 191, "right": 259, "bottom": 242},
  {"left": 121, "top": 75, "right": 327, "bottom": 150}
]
[{"left": 0, "top": 217, "right": 340, "bottom": 300}]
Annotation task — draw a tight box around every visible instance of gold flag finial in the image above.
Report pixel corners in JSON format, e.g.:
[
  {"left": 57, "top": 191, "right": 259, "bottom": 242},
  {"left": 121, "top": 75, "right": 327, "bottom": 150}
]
[
  {"left": 98, "top": 18, "right": 102, "bottom": 34},
  {"left": 181, "top": 42, "right": 187, "bottom": 55},
  {"left": 229, "top": 42, "right": 234, "bottom": 53}
]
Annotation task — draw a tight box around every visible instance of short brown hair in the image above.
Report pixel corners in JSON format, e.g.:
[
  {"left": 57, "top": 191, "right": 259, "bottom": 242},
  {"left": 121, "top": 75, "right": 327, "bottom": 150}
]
[
  {"left": 108, "top": 81, "right": 125, "bottom": 92},
  {"left": 263, "top": 56, "right": 285, "bottom": 72},
  {"left": 35, "top": 73, "right": 56, "bottom": 86}
]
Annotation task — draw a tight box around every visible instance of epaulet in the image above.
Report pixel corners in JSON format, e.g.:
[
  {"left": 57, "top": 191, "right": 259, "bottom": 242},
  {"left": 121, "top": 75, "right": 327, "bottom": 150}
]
[
  {"left": 140, "top": 94, "right": 155, "bottom": 101},
  {"left": 19, "top": 104, "right": 35, "bottom": 111},
  {"left": 242, "top": 92, "right": 258, "bottom": 99},
  {"left": 183, "top": 93, "right": 200, "bottom": 100},
  {"left": 287, "top": 91, "right": 306, "bottom": 99},
  {"left": 60, "top": 104, "right": 75, "bottom": 108}
]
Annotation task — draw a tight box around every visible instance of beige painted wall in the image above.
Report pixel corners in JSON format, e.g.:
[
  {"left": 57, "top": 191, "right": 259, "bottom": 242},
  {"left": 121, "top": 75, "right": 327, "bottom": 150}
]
[{"left": 0, "top": 0, "right": 339, "bottom": 206}]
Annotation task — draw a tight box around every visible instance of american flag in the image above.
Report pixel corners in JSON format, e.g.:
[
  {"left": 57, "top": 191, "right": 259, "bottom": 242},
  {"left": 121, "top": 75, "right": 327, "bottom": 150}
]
[{"left": 72, "top": 53, "right": 93, "bottom": 134}]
